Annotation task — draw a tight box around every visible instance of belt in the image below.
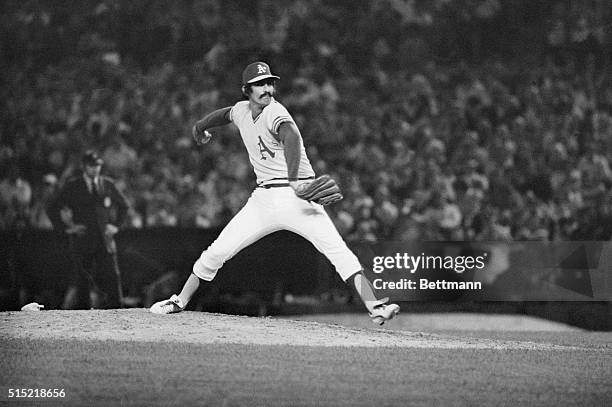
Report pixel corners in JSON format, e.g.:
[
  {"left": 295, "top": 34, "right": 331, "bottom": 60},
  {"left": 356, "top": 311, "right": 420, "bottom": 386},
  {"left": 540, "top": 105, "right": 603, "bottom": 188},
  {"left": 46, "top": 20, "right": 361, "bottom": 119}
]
[
  {"left": 258, "top": 176, "right": 314, "bottom": 189},
  {"left": 258, "top": 183, "right": 290, "bottom": 189}
]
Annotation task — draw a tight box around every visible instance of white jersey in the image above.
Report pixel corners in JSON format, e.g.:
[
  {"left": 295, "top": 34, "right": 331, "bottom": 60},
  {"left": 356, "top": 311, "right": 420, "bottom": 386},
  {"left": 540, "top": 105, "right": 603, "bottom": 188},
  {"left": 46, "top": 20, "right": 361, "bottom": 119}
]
[{"left": 229, "top": 98, "right": 315, "bottom": 185}]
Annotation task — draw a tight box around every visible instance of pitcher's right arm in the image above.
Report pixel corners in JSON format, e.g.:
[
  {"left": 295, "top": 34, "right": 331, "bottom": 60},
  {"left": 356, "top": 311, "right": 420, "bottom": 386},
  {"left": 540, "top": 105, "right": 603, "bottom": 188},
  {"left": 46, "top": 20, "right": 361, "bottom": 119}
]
[{"left": 192, "top": 107, "right": 232, "bottom": 145}]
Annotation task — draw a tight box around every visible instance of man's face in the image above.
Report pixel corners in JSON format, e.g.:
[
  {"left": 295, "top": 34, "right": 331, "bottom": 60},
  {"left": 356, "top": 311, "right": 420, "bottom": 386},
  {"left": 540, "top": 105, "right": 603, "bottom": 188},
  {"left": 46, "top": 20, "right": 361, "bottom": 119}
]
[
  {"left": 248, "top": 78, "right": 276, "bottom": 107},
  {"left": 84, "top": 163, "right": 102, "bottom": 179}
]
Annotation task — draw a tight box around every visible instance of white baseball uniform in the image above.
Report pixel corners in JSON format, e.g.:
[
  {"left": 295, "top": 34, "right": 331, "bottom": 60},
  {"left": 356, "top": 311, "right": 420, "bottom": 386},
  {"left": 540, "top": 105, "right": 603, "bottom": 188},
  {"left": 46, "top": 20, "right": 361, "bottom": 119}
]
[{"left": 192, "top": 97, "right": 361, "bottom": 282}]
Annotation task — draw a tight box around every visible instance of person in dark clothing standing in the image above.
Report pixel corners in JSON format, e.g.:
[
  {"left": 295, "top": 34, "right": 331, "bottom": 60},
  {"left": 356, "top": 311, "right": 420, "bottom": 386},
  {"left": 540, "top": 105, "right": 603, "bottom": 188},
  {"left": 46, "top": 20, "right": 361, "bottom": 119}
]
[{"left": 48, "top": 150, "right": 129, "bottom": 309}]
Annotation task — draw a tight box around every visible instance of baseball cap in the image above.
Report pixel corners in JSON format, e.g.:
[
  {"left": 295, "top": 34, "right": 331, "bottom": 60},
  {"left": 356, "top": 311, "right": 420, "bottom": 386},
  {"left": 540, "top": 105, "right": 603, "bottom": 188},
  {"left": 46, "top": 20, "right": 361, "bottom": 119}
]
[
  {"left": 242, "top": 62, "right": 280, "bottom": 85},
  {"left": 82, "top": 150, "right": 103, "bottom": 166}
]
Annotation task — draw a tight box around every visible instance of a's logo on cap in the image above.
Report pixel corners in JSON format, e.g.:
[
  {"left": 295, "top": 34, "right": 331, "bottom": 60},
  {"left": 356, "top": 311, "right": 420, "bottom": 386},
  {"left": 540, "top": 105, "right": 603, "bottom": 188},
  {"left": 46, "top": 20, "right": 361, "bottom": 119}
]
[{"left": 242, "top": 61, "right": 279, "bottom": 84}]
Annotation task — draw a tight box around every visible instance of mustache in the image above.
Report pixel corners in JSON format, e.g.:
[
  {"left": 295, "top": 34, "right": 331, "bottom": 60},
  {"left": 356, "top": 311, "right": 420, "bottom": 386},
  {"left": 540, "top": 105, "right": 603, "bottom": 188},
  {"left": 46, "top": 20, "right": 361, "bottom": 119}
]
[{"left": 261, "top": 92, "right": 272, "bottom": 98}]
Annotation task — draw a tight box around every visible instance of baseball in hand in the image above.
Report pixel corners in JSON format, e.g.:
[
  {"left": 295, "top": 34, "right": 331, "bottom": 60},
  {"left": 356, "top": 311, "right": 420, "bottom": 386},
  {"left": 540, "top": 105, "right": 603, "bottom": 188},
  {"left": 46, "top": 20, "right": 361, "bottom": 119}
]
[{"left": 192, "top": 125, "right": 213, "bottom": 145}]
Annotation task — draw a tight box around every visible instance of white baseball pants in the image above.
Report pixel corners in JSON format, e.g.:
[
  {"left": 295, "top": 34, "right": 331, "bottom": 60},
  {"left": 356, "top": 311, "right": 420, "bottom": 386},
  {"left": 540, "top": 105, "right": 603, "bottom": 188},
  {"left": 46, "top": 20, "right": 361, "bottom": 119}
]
[{"left": 193, "top": 186, "right": 361, "bottom": 281}]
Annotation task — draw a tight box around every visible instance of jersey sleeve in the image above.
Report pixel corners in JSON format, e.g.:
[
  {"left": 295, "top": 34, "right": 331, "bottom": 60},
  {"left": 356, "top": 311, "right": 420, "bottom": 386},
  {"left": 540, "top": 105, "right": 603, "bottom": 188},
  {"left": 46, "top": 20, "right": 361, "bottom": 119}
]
[
  {"left": 264, "top": 102, "right": 295, "bottom": 135},
  {"left": 229, "top": 101, "right": 247, "bottom": 123}
]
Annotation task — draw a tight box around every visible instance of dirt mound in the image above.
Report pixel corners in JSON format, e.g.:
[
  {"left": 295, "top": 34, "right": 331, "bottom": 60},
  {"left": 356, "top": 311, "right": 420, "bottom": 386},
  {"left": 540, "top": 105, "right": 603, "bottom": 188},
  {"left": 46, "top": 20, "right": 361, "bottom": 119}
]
[
  {"left": 0, "top": 309, "right": 583, "bottom": 351},
  {"left": 286, "top": 312, "right": 583, "bottom": 332}
]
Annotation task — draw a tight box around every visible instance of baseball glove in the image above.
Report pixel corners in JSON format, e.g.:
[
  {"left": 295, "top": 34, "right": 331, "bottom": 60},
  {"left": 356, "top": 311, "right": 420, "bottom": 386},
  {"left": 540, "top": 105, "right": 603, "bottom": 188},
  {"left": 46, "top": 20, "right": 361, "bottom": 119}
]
[{"left": 295, "top": 175, "right": 343, "bottom": 206}]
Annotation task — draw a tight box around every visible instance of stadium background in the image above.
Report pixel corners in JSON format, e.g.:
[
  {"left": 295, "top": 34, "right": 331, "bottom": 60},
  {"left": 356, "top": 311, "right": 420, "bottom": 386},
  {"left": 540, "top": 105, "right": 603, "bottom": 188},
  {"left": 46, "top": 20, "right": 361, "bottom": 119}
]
[{"left": 1, "top": 0, "right": 612, "bottom": 328}]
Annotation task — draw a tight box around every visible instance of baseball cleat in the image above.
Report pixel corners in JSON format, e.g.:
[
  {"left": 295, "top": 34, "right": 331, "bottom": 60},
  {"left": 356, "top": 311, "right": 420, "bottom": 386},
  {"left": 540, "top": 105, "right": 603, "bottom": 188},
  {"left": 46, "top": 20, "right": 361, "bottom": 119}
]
[
  {"left": 369, "top": 302, "right": 400, "bottom": 326},
  {"left": 150, "top": 294, "right": 184, "bottom": 314}
]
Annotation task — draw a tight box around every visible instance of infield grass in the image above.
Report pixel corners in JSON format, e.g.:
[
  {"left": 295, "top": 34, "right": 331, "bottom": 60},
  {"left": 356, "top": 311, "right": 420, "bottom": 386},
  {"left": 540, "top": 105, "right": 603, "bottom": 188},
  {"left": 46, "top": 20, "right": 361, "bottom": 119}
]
[
  {"left": 2, "top": 336, "right": 611, "bottom": 406},
  {"left": 1, "top": 310, "right": 611, "bottom": 406}
]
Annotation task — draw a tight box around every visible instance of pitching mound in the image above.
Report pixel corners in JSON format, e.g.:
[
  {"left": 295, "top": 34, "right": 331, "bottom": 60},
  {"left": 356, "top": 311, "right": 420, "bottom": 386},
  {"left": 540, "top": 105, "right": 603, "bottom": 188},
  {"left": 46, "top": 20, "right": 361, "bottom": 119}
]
[
  {"left": 1, "top": 309, "right": 582, "bottom": 351},
  {"left": 285, "top": 312, "right": 583, "bottom": 332}
]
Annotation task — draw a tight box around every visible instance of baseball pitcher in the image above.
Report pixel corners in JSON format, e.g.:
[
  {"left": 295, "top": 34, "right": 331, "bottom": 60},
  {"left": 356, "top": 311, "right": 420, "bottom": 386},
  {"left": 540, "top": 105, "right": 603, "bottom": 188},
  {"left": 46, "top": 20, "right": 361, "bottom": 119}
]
[{"left": 151, "top": 62, "right": 399, "bottom": 325}]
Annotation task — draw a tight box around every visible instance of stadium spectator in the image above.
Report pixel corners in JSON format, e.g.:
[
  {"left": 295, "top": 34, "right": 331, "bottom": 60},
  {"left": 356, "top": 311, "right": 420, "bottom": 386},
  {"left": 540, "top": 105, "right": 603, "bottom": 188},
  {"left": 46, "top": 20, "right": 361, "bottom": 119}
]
[
  {"left": 47, "top": 151, "right": 129, "bottom": 309},
  {"left": 0, "top": 166, "right": 32, "bottom": 231},
  {"left": 29, "top": 173, "right": 58, "bottom": 230}
]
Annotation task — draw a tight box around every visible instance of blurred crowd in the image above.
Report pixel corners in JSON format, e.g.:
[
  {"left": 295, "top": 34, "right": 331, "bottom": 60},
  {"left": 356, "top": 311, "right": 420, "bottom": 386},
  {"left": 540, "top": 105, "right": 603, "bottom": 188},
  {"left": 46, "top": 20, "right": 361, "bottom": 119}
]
[
  {"left": 3, "top": 54, "right": 612, "bottom": 243},
  {"left": 330, "top": 58, "right": 612, "bottom": 242},
  {"left": 2, "top": 0, "right": 612, "bottom": 242}
]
